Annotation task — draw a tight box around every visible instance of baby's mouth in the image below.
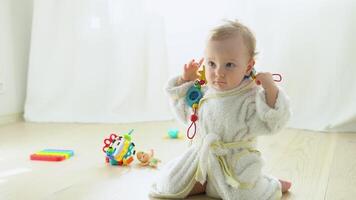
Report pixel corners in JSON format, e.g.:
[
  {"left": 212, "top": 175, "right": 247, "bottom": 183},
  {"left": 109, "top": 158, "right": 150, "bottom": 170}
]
[{"left": 213, "top": 81, "right": 227, "bottom": 85}]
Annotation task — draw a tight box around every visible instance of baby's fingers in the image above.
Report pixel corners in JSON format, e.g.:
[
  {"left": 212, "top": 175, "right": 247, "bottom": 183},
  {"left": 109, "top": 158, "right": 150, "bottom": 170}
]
[
  {"left": 192, "top": 59, "right": 203, "bottom": 69},
  {"left": 188, "top": 59, "right": 195, "bottom": 67},
  {"left": 186, "top": 59, "right": 200, "bottom": 70}
]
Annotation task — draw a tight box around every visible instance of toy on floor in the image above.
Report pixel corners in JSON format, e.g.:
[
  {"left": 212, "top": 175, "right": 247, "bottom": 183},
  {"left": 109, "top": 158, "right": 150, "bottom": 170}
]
[
  {"left": 102, "top": 129, "right": 136, "bottom": 166},
  {"left": 136, "top": 149, "right": 161, "bottom": 168},
  {"left": 167, "top": 128, "right": 182, "bottom": 139},
  {"left": 30, "top": 149, "right": 74, "bottom": 162}
]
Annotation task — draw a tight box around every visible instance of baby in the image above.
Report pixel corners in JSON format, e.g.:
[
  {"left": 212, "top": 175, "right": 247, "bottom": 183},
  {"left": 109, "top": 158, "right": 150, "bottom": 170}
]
[{"left": 150, "top": 20, "right": 292, "bottom": 199}]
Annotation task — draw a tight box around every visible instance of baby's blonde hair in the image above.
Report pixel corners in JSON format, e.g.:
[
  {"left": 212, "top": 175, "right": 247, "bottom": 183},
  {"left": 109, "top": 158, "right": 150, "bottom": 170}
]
[{"left": 208, "top": 20, "right": 257, "bottom": 59}]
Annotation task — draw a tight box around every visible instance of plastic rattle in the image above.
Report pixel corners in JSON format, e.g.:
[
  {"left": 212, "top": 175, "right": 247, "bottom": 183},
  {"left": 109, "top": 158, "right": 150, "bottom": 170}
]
[
  {"left": 102, "top": 129, "right": 136, "bottom": 166},
  {"left": 244, "top": 68, "right": 282, "bottom": 85},
  {"left": 185, "top": 65, "right": 207, "bottom": 140}
]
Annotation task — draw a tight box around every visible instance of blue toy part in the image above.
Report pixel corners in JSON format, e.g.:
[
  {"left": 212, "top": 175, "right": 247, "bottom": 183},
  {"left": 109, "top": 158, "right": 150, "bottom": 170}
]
[
  {"left": 123, "top": 143, "right": 135, "bottom": 159},
  {"left": 107, "top": 154, "right": 115, "bottom": 161},
  {"left": 186, "top": 86, "right": 203, "bottom": 107},
  {"left": 168, "top": 128, "right": 179, "bottom": 138},
  {"left": 110, "top": 159, "right": 118, "bottom": 165}
]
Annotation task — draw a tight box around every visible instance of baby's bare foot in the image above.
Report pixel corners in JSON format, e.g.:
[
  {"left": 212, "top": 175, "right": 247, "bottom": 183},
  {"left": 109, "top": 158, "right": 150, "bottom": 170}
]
[
  {"left": 279, "top": 179, "right": 291, "bottom": 193},
  {"left": 188, "top": 182, "right": 207, "bottom": 196}
]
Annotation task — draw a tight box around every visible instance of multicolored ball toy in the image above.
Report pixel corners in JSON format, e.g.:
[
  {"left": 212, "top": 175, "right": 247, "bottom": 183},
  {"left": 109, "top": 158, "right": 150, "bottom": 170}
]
[{"left": 102, "top": 129, "right": 136, "bottom": 166}]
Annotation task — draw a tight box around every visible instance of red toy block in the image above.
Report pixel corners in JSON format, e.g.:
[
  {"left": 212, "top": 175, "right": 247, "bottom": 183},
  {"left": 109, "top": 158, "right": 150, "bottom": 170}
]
[{"left": 30, "top": 154, "right": 66, "bottom": 162}]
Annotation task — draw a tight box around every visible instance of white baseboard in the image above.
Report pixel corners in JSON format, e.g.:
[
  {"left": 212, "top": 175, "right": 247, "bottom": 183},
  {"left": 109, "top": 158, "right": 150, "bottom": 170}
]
[{"left": 0, "top": 113, "right": 23, "bottom": 125}]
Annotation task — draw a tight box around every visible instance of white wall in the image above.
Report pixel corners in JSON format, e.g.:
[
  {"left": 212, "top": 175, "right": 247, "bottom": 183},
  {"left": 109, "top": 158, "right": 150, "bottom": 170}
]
[{"left": 0, "top": 0, "right": 33, "bottom": 123}]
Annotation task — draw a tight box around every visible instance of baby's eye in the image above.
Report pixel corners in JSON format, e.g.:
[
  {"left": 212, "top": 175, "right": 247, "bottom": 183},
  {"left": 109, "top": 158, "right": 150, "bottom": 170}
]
[
  {"left": 207, "top": 61, "right": 216, "bottom": 68},
  {"left": 225, "top": 62, "right": 235, "bottom": 68}
]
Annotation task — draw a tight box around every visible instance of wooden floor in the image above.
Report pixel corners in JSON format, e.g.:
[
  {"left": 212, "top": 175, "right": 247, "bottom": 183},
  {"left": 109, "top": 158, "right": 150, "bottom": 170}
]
[{"left": 0, "top": 121, "right": 355, "bottom": 200}]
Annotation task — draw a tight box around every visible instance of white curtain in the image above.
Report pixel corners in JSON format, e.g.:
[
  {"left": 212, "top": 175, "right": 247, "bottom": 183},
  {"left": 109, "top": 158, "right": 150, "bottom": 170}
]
[
  {"left": 25, "top": 0, "right": 356, "bottom": 132},
  {"left": 25, "top": 0, "right": 171, "bottom": 123}
]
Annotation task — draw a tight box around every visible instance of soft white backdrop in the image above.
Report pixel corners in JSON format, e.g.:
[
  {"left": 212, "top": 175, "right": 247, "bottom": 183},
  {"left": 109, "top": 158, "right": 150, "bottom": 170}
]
[
  {"left": 25, "top": 0, "right": 171, "bottom": 123},
  {"left": 25, "top": 0, "right": 356, "bottom": 132},
  {"left": 0, "top": 0, "right": 33, "bottom": 120}
]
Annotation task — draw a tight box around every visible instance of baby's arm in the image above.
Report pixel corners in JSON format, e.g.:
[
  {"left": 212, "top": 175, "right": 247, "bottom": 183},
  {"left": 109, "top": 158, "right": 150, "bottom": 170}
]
[
  {"left": 254, "top": 72, "right": 279, "bottom": 108},
  {"left": 244, "top": 86, "right": 291, "bottom": 136},
  {"left": 165, "top": 59, "right": 203, "bottom": 125}
]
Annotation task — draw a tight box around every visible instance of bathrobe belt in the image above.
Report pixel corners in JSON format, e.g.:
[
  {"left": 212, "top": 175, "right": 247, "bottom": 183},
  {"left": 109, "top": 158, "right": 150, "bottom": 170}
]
[{"left": 196, "top": 133, "right": 260, "bottom": 189}]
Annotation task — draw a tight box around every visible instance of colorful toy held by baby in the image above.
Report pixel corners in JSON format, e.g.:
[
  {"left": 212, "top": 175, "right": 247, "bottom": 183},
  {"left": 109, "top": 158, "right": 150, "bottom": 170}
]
[
  {"left": 102, "top": 129, "right": 136, "bottom": 166},
  {"left": 136, "top": 149, "right": 161, "bottom": 168},
  {"left": 185, "top": 65, "right": 207, "bottom": 140},
  {"left": 244, "top": 68, "right": 282, "bottom": 85}
]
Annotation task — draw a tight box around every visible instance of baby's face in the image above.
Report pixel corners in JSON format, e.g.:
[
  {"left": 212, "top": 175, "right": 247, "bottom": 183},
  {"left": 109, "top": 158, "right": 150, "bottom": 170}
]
[{"left": 204, "top": 35, "right": 254, "bottom": 91}]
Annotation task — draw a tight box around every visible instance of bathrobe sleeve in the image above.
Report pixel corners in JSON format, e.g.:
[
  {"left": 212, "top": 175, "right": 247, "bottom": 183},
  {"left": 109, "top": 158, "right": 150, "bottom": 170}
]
[
  {"left": 245, "top": 87, "right": 291, "bottom": 135},
  {"left": 165, "top": 76, "right": 195, "bottom": 125}
]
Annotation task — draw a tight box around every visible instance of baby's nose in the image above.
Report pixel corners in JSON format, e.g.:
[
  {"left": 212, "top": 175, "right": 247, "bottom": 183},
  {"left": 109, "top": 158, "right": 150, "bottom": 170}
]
[{"left": 216, "top": 66, "right": 225, "bottom": 77}]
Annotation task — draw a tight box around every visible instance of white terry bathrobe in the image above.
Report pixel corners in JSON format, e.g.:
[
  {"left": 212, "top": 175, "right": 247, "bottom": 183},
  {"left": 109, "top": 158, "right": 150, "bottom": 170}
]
[{"left": 150, "top": 76, "right": 291, "bottom": 200}]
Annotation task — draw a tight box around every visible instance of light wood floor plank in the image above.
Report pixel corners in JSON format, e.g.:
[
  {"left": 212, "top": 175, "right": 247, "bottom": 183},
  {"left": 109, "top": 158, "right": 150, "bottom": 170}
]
[{"left": 325, "top": 133, "right": 356, "bottom": 200}]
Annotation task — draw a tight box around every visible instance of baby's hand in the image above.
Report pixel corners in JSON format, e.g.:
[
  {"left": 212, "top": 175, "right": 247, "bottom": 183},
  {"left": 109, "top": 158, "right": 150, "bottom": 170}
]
[
  {"left": 180, "top": 58, "right": 204, "bottom": 82},
  {"left": 255, "top": 72, "right": 277, "bottom": 90}
]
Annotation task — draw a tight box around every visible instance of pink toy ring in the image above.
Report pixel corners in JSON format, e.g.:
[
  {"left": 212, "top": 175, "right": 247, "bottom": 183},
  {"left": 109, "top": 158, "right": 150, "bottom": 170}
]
[
  {"left": 102, "top": 133, "right": 118, "bottom": 152},
  {"left": 272, "top": 73, "right": 282, "bottom": 82}
]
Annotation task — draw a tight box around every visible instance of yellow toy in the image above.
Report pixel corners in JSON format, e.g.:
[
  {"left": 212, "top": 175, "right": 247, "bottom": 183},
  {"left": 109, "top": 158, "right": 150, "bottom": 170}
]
[{"left": 198, "top": 65, "right": 206, "bottom": 82}]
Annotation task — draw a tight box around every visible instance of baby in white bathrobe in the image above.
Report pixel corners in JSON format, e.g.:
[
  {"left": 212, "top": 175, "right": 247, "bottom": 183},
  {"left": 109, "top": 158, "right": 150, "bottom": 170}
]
[{"left": 150, "top": 20, "right": 292, "bottom": 200}]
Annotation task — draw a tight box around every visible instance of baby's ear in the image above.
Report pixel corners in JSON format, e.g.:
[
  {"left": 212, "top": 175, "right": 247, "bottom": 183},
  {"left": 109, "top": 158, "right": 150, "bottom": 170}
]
[{"left": 245, "top": 59, "right": 255, "bottom": 74}]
